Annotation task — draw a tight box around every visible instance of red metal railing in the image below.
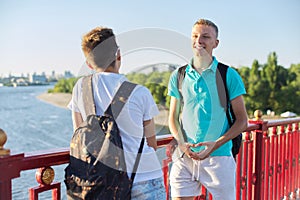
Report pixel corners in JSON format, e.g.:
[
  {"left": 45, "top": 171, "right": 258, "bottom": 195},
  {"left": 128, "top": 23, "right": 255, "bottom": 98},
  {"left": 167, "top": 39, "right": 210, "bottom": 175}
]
[{"left": 0, "top": 117, "right": 300, "bottom": 200}]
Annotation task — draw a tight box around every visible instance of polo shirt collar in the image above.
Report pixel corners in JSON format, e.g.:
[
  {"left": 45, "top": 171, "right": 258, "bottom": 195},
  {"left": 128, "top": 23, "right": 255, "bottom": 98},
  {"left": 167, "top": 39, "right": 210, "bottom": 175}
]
[{"left": 186, "top": 56, "right": 218, "bottom": 73}]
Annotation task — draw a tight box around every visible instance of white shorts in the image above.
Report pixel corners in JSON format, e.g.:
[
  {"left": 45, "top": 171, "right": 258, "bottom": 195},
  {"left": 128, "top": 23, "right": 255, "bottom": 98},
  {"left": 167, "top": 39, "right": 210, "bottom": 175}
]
[{"left": 170, "top": 153, "right": 236, "bottom": 200}]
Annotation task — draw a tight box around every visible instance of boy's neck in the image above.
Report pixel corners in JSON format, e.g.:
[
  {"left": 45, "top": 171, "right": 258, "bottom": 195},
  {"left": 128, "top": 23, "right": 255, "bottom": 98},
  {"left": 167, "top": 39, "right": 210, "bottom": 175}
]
[{"left": 192, "top": 56, "right": 213, "bottom": 72}]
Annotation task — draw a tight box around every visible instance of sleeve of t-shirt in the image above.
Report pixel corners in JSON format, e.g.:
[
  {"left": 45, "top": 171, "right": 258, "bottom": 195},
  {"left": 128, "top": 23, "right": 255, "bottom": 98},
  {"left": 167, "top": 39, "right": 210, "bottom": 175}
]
[
  {"left": 167, "top": 69, "right": 181, "bottom": 99},
  {"left": 140, "top": 86, "right": 160, "bottom": 121},
  {"left": 68, "top": 77, "right": 82, "bottom": 113},
  {"left": 227, "top": 67, "right": 246, "bottom": 101}
]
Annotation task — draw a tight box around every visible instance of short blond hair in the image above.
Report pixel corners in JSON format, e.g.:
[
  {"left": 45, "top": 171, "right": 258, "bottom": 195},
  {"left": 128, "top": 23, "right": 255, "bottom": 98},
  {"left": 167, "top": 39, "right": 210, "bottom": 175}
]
[
  {"left": 81, "top": 27, "right": 118, "bottom": 69},
  {"left": 194, "top": 19, "right": 218, "bottom": 38}
]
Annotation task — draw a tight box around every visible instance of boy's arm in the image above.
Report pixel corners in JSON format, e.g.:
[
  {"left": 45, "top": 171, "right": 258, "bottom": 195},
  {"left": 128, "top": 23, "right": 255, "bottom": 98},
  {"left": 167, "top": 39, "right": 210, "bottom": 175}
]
[
  {"left": 168, "top": 96, "right": 198, "bottom": 159},
  {"left": 143, "top": 118, "right": 157, "bottom": 150},
  {"left": 215, "top": 95, "right": 248, "bottom": 148},
  {"left": 168, "top": 97, "right": 183, "bottom": 144}
]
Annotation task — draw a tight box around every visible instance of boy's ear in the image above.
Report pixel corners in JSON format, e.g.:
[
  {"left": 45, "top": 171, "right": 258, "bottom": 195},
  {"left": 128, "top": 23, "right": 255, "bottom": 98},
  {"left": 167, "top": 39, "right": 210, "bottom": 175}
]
[
  {"left": 117, "top": 55, "right": 121, "bottom": 61},
  {"left": 214, "top": 39, "right": 219, "bottom": 48},
  {"left": 116, "top": 49, "right": 121, "bottom": 61},
  {"left": 86, "top": 61, "right": 93, "bottom": 69}
]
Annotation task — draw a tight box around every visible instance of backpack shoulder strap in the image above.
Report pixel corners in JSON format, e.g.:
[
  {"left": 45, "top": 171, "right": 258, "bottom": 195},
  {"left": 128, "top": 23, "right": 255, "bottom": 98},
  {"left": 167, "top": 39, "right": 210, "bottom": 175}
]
[
  {"left": 130, "top": 135, "right": 145, "bottom": 181},
  {"left": 177, "top": 64, "right": 188, "bottom": 100},
  {"left": 82, "top": 75, "right": 96, "bottom": 116},
  {"left": 216, "top": 62, "right": 235, "bottom": 125},
  {"left": 176, "top": 64, "right": 188, "bottom": 142},
  {"left": 216, "top": 62, "right": 229, "bottom": 110},
  {"left": 105, "top": 81, "right": 137, "bottom": 119}
]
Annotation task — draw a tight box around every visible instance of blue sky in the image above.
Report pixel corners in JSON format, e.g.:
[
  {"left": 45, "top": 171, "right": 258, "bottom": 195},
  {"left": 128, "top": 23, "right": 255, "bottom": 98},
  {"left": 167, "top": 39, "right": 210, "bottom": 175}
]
[{"left": 0, "top": 0, "right": 299, "bottom": 76}]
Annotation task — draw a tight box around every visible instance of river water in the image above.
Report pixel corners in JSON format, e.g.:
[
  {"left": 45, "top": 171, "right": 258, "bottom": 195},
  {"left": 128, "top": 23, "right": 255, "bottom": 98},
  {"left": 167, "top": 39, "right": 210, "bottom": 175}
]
[{"left": 0, "top": 85, "right": 169, "bottom": 199}]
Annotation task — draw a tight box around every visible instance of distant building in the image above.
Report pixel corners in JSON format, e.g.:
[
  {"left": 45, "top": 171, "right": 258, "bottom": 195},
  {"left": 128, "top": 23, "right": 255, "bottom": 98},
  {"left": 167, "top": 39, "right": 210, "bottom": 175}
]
[
  {"left": 29, "top": 73, "right": 47, "bottom": 84},
  {"left": 64, "top": 70, "right": 74, "bottom": 79}
]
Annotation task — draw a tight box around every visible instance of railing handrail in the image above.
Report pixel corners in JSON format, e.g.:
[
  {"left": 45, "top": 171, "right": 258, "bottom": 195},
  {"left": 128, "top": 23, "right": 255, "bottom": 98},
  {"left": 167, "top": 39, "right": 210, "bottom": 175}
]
[
  {"left": 265, "top": 117, "right": 300, "bottom": 127},
  {"left": 22, "top": 147, "right": 70, "bottom": 171}
]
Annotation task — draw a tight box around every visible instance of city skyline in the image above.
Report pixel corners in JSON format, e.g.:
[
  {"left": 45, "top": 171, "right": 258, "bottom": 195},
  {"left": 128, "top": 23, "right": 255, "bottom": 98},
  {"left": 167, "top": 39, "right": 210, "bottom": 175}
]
[
  {"left": 1, "top": 0, "right": 299, "bottom": 76},
  {"left": 0, "top": 69, "right": 73, "bottom": 78}
]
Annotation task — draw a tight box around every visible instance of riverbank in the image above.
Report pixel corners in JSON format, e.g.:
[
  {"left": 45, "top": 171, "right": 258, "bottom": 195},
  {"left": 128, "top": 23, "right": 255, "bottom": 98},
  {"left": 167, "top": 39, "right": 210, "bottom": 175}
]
[
  {"left": 36, "top": 92, "right": 169, "bottom": 126},
  {"left": 37, "top": 92, "right": 72, "bottom": 109}
]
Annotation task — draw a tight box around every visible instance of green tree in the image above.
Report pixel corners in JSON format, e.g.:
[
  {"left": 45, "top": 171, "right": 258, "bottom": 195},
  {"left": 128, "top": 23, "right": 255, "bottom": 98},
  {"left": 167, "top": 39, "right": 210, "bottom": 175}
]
[
  {"left": 126, "top": 72, "right": 147, "bottom": 85},
  {"left": 236, "top": 66, "right": 250, "bottom": 90},
  {"left": 48, "top": 77, "right": 79, "bottom": 93},
  {"left": 126, "top": 70, "right": 172, "bottom": 108},
  {"left": 280, "top": 64, "right": 300, "bottom": 114},
  {"left": 164, "top": 86, "right": 171, "bottom": 109},
  {"left": 261, "top": 52, "right": 281, "bottom": 112},
  {"left": 245, "top": 60, "right": 269, "bottom": 114},
  {"left": 288, "top": 64, "right": 300, "bottom": 84},
  {"left": 144, "top": 83, "right": 166, "bottom": 105}
]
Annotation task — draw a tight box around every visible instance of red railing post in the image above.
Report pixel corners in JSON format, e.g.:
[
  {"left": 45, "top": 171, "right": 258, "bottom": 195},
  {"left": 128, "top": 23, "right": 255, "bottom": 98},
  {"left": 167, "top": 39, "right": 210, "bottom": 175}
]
[
  {"left": 29, "top": 182, "right": 61, "bottom": 200},
  {"left": 0, "top": 179, "right": 12, "bottom": 200},
  {"left": 28, "top": 167, "right": 61, "bottom": 200},
  {"left": 241, "top": 135, "right": 248, "bottom": 200},
  {"left": 269, "top": 126, "right": 277, "bottom": 200},
  {"left": 263, "top": 128, "right": 270, "bottom": 200},
  {"left": 291, "top": 123, "right": 296, "bottom": 198},
  {"left": 287, "top": 123, "right": 293, "bottom": 198},
  {"left": 0, "top": 153, "right": 24, "bottom": 200},
  {"left": 295, "top": 123, "right": 300, "bottom": 198},
  {"left": 235, "top": 143, "right": 242, "bottom": 200},
  {"left": 247, "top": 131, "right": 254, "bottom": 200},
  {"left": 279, "top": 125, "right": 286, "bottom": 198},
  {"left": 162, "top": 138, "right": 174, "bottom": 200},
  {"left": 162, "top": 158, "right": 171, "bottom": 200},
  {"left": 248, "top": 119, "right": 267, "bottom": 200},
  {"left": 275, "top": 125, "right": 282, "bottom": 199}
]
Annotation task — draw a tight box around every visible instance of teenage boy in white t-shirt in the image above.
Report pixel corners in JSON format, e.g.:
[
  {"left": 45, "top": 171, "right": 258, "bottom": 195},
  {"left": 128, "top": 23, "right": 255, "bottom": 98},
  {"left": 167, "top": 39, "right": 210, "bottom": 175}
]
[{"left": 69, "top": 27, "right": 166, "bottom": 199}]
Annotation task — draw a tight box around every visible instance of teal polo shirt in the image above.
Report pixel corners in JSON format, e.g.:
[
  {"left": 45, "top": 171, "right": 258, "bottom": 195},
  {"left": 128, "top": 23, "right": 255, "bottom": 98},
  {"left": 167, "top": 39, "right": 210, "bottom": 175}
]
[{"left": 168, "top": 57, "right": 246, "bottom": 156}]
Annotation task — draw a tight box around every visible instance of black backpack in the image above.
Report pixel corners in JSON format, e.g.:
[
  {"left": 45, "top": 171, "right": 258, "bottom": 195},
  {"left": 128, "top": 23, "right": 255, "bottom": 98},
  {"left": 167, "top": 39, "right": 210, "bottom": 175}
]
[
  {"left": 177, "top": 62, "right": 242, "bottom": 158},
  {"left": 64, "top": 75, "right": 144, "bottom": 200}
]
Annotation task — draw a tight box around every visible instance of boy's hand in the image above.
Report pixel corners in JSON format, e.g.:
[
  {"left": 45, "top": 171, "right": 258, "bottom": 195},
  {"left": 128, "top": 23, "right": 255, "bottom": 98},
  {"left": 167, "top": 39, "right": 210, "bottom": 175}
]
[
  {"left": 193, "top": 141, "right": 217, "bottom": 160},
  {"left": 178, "top": 143, "right": 199, "bottom": 160}
]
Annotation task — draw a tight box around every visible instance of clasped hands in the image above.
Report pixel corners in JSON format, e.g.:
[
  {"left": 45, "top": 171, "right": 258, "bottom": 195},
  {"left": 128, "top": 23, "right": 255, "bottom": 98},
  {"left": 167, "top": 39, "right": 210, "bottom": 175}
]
[{"left": 178, "top": 141, "right": 217, "bottom": 160}]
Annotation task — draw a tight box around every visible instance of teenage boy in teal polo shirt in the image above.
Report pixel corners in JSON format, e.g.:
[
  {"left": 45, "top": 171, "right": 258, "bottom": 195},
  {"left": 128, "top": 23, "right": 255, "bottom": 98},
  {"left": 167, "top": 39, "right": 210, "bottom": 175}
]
[{"left": 168, "top": 19, "right": 248, "bottom": 200}]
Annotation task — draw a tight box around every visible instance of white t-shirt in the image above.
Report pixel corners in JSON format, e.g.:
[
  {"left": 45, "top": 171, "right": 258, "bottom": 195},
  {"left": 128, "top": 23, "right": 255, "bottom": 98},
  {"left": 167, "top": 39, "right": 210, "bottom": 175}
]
[{"left": 68, "top": 72, "right": 163, "bottom": 183}]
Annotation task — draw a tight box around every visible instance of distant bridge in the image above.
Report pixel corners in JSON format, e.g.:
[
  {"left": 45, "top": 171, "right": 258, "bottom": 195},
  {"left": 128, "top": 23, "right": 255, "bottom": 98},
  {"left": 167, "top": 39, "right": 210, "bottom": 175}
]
[{"left": 126, "top": 63, "right": 179, "bottom": 74}]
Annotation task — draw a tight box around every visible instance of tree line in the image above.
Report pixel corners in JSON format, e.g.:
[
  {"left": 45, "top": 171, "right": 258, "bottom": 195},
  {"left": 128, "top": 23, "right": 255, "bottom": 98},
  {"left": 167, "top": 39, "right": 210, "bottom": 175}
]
[
  {"left": 237, "top": 52, "right": 300, "bottom": 115},
  {"left": 50, "top": 52, "right": 300, "bottom": 116},
  {"left": 127, "top": 52, "right": 300, "bottom": 115}
]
